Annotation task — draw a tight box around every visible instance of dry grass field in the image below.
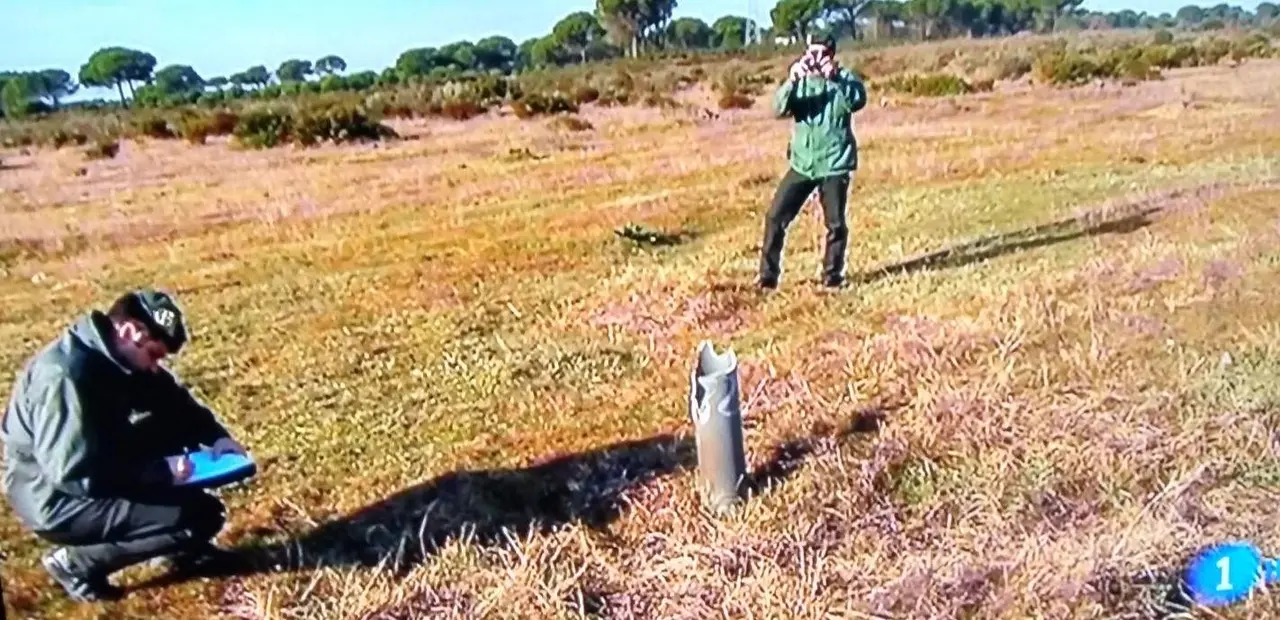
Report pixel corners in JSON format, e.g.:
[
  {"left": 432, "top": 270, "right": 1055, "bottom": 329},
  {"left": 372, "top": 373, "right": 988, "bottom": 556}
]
[{"left": 3, "top": 34, "right": 1280, "bottom": 619}]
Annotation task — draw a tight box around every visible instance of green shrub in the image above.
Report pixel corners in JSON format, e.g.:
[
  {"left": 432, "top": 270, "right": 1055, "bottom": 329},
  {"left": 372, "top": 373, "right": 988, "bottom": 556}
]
[
  {"left": 175, "top": 114, "right": 211, "bottom": 145},
  {"left": 512, "top": 92, "right": 578, "bottom": 119},
  {"left": 1163, "top": 43, "right": 1201, "bottom": 68},
  {"left": 879, "top": 73, "right": 975, "bottom": 96},
  {"left": 209, "top": 110, "right": 239, "bottom": 135},
  {"left": 233, "top": 103, "right": 396, "bottom": 149},
  {"left": 51, "top": 129, "right": 90, "bottom": 149},
  {"left": 1026, "top": 35, "right": 1275, "bottom": 89},
  {"left": 166, "top": 109, "right": 237, "bottom": 145},
  {"left": 232, "top": 108, "right": 292, "bottom": 149},
  {"left": 468, "top": 74, "right": 510, "bottom": 104},
  {"left": 296, "top": 103, "right": 398, "bottom": 146},
  {"left": 1118, "top": 57, "right": 1160, "bottom": 82},
  {"left": 1197, "top": 37, "right": 1233, "bottom": 65},
  {"left": 1140, "top": 45, "right": 1174, "bottom": 69},
  {"left": 1153, "top": 29, "right": 1174, "bottom": 45},
  {"left": 987, "top": 55, "right": 1034, "bottom": 81},
  {"left": 319, "top": 75, "right": 346, "bottom": 93},
  {"left": 715, "top": 66, "right": 770, "bottom": 97},
  {"left": 1032, "top": 51, "right": 1105, "bottom": 86},
  {"left": 1099, "top": 47, "right": 1162, "bottom": 82},
  {"left": 593, "top": 70, "right": 636, "bottom": 106},
  {"left": 130, "top": 115, "right": 175, "bottom": 140},
  {"left": 1231, "top": 33, "right": 1273, "bottom": 61}
]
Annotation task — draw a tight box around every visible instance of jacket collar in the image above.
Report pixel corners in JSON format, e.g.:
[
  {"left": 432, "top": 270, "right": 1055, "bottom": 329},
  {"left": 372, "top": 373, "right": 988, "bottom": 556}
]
[{"left": 69, "top": 311, "right": 135, "bottom": 376}]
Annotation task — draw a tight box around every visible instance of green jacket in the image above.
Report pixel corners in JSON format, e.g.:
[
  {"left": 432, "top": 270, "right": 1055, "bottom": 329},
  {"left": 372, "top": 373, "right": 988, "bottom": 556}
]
[
  {"left": 772, "top": 67, "right": 868, "bottom": 180},
  {"left": 1, "top": 311, "right": 229, "bottom": 532}
]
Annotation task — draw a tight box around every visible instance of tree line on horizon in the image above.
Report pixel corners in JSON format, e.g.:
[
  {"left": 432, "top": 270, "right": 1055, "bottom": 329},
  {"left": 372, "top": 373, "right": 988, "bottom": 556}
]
[{"left": 1, "top": 0, "right": 1277, "bottom": 119}]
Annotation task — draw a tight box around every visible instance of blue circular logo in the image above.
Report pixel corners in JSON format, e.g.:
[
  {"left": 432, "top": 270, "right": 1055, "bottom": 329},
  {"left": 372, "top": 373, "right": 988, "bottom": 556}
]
[{"left": 1184, "top": 541, "right": 1263, "bottom": 607}]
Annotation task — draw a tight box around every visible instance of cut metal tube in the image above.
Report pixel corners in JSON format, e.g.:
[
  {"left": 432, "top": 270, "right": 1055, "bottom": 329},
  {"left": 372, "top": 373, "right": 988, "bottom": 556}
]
[{"left": 688, "top": 340, "right": 748, "bottom": 513}]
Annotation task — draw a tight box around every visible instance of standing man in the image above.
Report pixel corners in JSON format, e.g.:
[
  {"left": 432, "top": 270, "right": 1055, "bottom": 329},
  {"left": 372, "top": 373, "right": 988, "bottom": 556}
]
[
  {"left": 759, "top": 33, "right": 869, "bottom": 290},
  {"left": 1, "top": 288, "right": 247, "bottom": 602}
]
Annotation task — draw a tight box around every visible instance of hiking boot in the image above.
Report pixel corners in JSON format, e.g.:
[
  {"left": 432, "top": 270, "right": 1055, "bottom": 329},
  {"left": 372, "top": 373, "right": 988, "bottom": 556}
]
[
  {"left": 821, "top": 275, "right": 847, "bottom": 290},
  {"left": 757, "top": 276, "right": 778, "bottom": 291},
  {"left": 41, "top": 547, "right": 123, "bottom": 602}
]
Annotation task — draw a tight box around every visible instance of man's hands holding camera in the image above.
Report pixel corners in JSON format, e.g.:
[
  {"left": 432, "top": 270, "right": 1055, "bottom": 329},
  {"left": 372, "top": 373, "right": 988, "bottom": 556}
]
[{"left": 789, "top": 45, "right": 838, "bottom": 82}]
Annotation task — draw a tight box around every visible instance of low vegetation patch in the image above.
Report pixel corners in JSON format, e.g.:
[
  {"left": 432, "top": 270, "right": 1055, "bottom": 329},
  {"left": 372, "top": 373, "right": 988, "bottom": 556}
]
[
  {"left": 128, "top": 114, "right": 176, "bottom": 140},
  {"left": 877, "top": 72, "right": 981, "bottom": 97},
  {"left": 1032, "top": 32, "right": 1275, "bottom": 86},
  {"left": 173, "top": 110, "right": 239, "bottom": 144},
  {"left": 510, "top": 91, "right": 578, "bottom": 119},
  {"left": 231, "top": 103, "right": 396, "bottom": 149}
]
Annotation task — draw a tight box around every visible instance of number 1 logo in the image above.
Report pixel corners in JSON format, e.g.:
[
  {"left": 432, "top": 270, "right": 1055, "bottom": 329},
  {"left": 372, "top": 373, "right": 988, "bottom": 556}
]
[
  {"left": 1184, "top": 541, "right": 1262, "bottom": 607},
  {"left": 1217, "top": 556, "right": 1233, "bottom": 591}
]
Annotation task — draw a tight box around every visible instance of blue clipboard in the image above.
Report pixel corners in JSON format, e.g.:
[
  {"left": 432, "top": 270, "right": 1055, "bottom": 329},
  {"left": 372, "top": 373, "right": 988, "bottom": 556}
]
[{"left": 173, "top": 449, "right": 257, "bottom": 489}]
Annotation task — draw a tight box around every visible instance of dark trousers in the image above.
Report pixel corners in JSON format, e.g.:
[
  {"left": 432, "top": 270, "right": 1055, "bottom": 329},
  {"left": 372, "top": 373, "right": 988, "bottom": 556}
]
[
  {"left": 33, "top": 415, "right": 226, "bottom": 578},
  {"left": 759, "top": 167, "right": 851, "bottom": 284}
]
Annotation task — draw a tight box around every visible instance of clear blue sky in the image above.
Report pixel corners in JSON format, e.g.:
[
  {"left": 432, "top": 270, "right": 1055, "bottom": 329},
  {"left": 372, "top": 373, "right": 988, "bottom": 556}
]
[{"left": 0, "top": 0, "right": 1261, "bottom": 102}]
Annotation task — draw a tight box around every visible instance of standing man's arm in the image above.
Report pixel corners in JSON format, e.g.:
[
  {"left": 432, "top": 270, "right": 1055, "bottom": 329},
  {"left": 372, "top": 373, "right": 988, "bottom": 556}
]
[
  {"left": 829, "top": 69, "right": 869, "bottom": 118},
  {"left": 33, "top": 376, "right": 173, "bottom": 497},
  {"left": 773, "top": 56, "right": 813, "bottom": 118},
  {"left": 772, "top": 78, "right": 800, "bottom": 118}
]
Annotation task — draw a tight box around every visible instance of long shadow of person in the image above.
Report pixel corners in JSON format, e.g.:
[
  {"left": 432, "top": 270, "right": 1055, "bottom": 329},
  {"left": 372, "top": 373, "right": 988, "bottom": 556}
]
[
  {"left": 132, "top": 409, "right": 886, "bottom": 591},
  {"left": 851, "top": 202, "right": 1163, "bottom": 286},
  {"left": 172, "top": 433, "right": 697, "bottom": 583},
  {"left": 282, "top": 433, "right": 698, "bottom": 574}
]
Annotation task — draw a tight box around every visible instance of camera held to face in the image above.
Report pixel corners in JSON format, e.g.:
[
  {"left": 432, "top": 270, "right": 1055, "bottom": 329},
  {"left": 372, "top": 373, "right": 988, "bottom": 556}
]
[{"left": 795, "top": 43, "right": 835, "bottom": 79}]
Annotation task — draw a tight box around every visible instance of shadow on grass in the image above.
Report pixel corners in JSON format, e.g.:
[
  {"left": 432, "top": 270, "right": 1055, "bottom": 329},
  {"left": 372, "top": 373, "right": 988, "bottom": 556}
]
[
  {"left": 851, "top": 204, "right": 1161, "bottom": 286},
  {"left": 1086, "top": 562, "right": 1203, "bottom": 619},
  {"left": 132, "top": 410, "right": 884, "bottom": 590},
  {"left": 742, "top": 407, "right": 887, "bottom": 497}
]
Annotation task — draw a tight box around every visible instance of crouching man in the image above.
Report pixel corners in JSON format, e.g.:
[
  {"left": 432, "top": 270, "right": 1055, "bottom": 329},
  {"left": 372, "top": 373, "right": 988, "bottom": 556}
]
[{"left": 1, "top": 288, "right": 247, "bottom": 602}]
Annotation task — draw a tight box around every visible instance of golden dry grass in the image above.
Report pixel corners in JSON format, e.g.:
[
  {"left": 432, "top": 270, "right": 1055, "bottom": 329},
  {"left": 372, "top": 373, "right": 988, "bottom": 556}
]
[{"left": 2, "top": 40, "right": 1280, "bottom": 620}]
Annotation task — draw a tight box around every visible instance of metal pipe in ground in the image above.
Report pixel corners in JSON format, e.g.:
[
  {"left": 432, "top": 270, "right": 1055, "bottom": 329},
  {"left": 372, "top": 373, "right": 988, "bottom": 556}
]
[{"left": 688, "top": 340, "right": 748, "bottom": 514}]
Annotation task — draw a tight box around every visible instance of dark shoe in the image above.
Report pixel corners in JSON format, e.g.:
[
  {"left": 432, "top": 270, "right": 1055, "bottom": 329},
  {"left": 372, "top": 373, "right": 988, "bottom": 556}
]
[
  {"left": 821, "top": 276, "right": 847, "bottom": 290},
  {"left": 757, "top": 276, "right": 778, "bottom": 290},
  {"left": 41, "top": 548, "right": 123, "bottom": 602}
]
